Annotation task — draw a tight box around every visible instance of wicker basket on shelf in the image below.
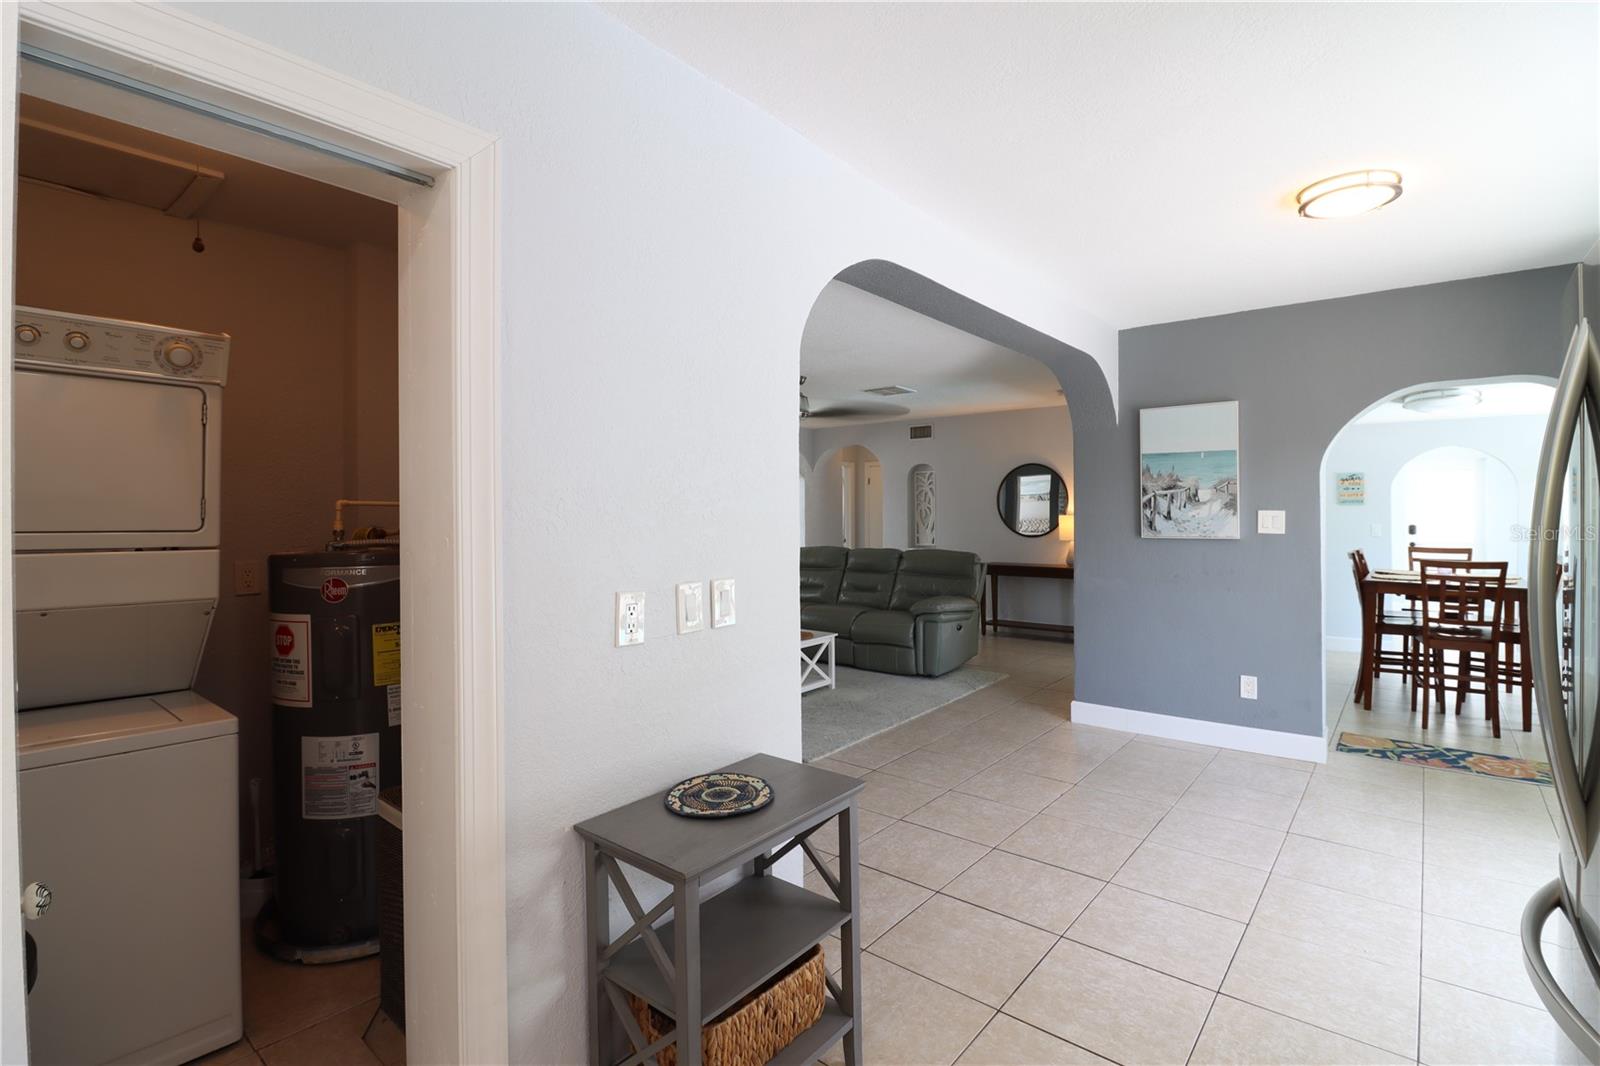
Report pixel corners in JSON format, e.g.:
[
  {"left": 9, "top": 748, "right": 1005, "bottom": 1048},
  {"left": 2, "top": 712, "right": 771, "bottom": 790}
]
[{"left": 628, "top": 944, "right": 825, "bottom": 1066}]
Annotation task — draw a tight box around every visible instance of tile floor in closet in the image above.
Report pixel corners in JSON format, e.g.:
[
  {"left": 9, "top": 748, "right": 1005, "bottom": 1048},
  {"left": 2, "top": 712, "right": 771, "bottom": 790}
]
[
  {"left": 803, "top": 635, "right": 1584, "bottom": 1065},
  {"left": 191, "top": 930, "right": 401, "bottom": 1066}
]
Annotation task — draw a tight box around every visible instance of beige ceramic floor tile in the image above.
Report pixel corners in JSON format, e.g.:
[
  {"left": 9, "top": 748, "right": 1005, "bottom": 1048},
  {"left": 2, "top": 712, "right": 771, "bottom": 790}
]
[
  {"left": 942, "top": 850, "right": 1105, "bottom": 934},
  {"left": 902, "top": 789, "right": 1034, "bottom": 847},
  {"left": 921, "top": 723, "right": 1034, "bottom": 769},
  {"left": 1190, "top": 995, "right": 1411, "bottom": 1065},
  {"left": 1424, "top": 823, "right": 1558, "bottom": 887},
  {"left": 1419, "top": 977, "right": 1587, "bottom": 1065},
  {"left": 1111, "top": 841, "right": 1268, "bottom": 923},
  {"left": 1220, "top": 926, "right": 1420, "bottom": 1059},
  {"left": 1290, "top": 799, "right": 1423, "bottom": 860},
  {"left": 242, "top": 934, "right": 380, "bottom": 1050},
  {"left": 991, "top": 744, "right": 1106, "bottom": 784},
  {"left": 1005, "top": 939, "right": 1214, "bottom": 1065},
  {"left": 1301, "top": 773, "right": 1424, "bottom": 822},
  {"left": 1272, "top": 834, "right": 1422, "bottom": 908},
  {"left": 810, "top": 807, "right": 895, "bottom": 857},
  {"left": 1421, "top": 913, "right": 1556, "bottom": 1009},
  {"left": 191, "top": 1040, "right": 264, "bottom": 1066},
  {"left": 361, "top": 1009, "right": 405, "bottom": 1066},
  {"left": 1147, "top": 808, "right": 1286, "bottom": 871},
  {"left": 955, "top": 1014, "right": 1111, "bottom": 1065},
  {"left": 1077, "top": 751, "right": 1203, "bottom": 804},
  {"left": 810, "top": 756, "right": 870, "bottom": 779},
  {"left": 1202, "top": 752, "right": 1313, "bottom": 796},
  {"left": 858, "top": 820, "right": 991, "bottom": 889},
  {"left": 833, "top": 730, "right": 926, "bottom": 770},
  {"left": 806, "top": 861, "right": 933, "bottom": 945},
  {"left": 1175, "top": 779, "right": 1302, "bottom": 831},
  {"left": 857, "top": 771, "right": 948, "bottom": 818},
  {"left": 954, "top": 764, "right": 1072, "bottom": 812},
  {"left": 878, "top": 749, "right": 984, "bottom": 788},
  {"left": 1064, "top": 884, "right": 1245, "bottom": 989},
  {"left": 1251, "top": 874, "right": 1421, "bottom": 967},
  {"left": 1030, "top": 723, "right": 1133, "bottom": 758},
  {"left": 1422, "top": 862, "right": 1574, "bottom": 945},
  {"left": 819, "top": 954, "right": 994, "bottom": 1066},
  {"left": 1042, "top": 784, "right": 1169, "bottom": 837},
  {"left": 871, "top": 894, "right": 1058, "bottom": 1008},
  {"left": 999, "top": 813, "right": 1143, "bottom": 880},
  {"left": 258, "top": 999, "right": 381, "bottom": 1066}
]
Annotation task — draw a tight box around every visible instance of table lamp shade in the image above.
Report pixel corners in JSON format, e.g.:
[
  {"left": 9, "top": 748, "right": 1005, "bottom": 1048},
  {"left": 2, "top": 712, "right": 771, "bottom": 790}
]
[{"left": 1058, "top": 513, "right": 1075, "bottom": 541}]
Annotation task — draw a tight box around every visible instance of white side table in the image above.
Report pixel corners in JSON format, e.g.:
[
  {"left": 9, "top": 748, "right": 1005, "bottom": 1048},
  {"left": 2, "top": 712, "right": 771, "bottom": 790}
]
[{"left": 801, "top": 630, "right": 837, "bottom": 694}]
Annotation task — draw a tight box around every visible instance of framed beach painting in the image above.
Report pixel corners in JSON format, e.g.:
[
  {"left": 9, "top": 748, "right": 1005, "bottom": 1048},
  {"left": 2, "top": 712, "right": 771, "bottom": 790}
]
[{"left": 1139, "top": 400, "right": 1240, "bottom": 539}]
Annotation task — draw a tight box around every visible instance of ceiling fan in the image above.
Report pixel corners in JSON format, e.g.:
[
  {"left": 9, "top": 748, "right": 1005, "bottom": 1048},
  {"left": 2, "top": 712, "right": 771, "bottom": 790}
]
[{"left": 799, "top": 376, "right": 910, "bottom": 421}]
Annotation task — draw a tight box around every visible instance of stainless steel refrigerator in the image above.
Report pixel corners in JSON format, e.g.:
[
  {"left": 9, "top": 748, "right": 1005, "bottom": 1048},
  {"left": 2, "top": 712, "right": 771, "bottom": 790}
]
[{"left": 1524, "top": 276, "right": 1600, "bottom": 1063}]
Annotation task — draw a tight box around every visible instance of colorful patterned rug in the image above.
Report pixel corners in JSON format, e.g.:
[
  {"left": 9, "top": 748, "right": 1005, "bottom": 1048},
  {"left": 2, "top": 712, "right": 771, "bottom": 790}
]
[{"left": 1337, "top": 733, "right": 1552, "bottom": 785}]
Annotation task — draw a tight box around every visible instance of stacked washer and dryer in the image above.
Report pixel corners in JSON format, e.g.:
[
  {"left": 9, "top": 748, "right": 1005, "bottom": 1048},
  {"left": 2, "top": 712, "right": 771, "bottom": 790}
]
[{"left": 13, "top": 308, "right": 243, "bottom": 1065}]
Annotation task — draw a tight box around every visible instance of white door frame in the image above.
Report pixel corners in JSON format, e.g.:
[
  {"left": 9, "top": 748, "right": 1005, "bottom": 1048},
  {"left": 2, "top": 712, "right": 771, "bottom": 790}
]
[{"left": 0, "top": 5, "right": 506, "bottom": 1063}]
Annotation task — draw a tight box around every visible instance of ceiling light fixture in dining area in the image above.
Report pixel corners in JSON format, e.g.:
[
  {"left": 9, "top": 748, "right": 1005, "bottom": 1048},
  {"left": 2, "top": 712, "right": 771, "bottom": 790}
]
[{"left": 1296, "top": 169, "right": 1404, "bottom": 219}]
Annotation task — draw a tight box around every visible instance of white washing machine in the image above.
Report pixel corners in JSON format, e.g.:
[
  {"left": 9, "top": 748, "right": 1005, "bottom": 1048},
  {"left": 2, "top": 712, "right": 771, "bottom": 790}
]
[{"left": 13, "top": 307, "right": 243, "bottom": 1065}]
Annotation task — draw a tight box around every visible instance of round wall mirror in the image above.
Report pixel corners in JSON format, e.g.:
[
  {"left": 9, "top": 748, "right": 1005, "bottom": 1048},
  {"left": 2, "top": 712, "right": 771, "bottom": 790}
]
[{"left": 996, "top": 463, "right": 1068, "bottom": 537}]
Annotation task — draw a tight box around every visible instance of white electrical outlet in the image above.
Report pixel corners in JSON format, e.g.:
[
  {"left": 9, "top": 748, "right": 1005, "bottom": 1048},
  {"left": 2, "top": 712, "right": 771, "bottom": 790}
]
[
  {"left": 233, "top": 559, "right": 261, "bottom": 596},
  {"left": 1240, "top": 674, "right": 1258, "bottom": 700},
  {"left": 711, "top": 578, "right": 736, "bottom": 628},
  {"left": 616, "top": 591, "right": 645, "bottom": 647},
  {"left": 677, "top": 581, "right": 706, "bottom": 635}
]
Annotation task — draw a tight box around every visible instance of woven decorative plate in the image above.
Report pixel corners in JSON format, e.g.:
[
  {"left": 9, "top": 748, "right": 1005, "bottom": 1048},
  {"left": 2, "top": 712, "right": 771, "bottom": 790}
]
[{"left": 664, "top": 772, "right": 773, "bottom": 818}]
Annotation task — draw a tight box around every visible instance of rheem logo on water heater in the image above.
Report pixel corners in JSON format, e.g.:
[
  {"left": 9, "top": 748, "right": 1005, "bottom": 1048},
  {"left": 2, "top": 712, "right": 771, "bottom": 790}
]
[{"left": 321, "top": 577, "right": 350, "bottom": 603}]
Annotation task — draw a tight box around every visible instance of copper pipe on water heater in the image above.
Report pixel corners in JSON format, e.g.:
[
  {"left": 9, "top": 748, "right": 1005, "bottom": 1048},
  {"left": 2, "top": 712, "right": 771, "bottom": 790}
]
[{"left": 332, "top": 499, "right": 400, "bottom": 541}]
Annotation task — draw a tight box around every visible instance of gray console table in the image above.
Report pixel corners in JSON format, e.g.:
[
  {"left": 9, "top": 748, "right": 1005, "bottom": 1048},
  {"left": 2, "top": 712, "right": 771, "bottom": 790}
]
[{"left": 574, "top": 753, "right": 865, "bottom": 1066}]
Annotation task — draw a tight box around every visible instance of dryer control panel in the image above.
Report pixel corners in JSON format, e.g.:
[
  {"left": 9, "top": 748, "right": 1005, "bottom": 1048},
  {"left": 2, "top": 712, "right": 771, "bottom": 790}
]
[{"left": 13, "top": 307, "right": 230, "bottom": 385}]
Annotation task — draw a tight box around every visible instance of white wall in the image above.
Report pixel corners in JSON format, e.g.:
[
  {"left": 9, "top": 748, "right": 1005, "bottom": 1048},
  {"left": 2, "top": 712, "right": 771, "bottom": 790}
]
[
  {"left": 1321, "top": 411, "right": 1547, "bottom": 648},
  {"left": 804, "top": 404, "right": 1074, "bottom": 625},
  {"left": 173, "top": 5, "right": 1116, "bottom": 1061}
]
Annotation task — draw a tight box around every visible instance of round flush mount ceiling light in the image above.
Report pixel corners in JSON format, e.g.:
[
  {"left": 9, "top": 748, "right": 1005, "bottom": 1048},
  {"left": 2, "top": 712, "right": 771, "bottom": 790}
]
[
  {"left": 1401, "top": 387, "right": 1481, "bottom": 414},
  {"left": 1296, "top": 169, "right": 1403, "bottom": 219}
]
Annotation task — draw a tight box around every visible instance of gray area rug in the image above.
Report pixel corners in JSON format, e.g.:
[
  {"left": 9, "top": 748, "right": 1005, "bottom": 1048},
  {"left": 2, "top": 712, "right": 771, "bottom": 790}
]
[{"left": 803, "top": 665, "right": 1008, "bottom": 761}]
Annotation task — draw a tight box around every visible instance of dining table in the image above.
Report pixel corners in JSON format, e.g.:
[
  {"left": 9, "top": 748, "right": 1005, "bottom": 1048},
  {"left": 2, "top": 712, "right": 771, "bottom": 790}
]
[{"left": 1357, "top": 568, "right": 1532, "bottom": 731}]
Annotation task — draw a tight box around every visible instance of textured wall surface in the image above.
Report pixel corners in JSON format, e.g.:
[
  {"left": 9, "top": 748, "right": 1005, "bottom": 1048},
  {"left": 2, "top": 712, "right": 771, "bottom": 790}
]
[
  {"left": 1075, "top": 266, "right": 1578, "bottom": 739},
  {"left": 175, "top": 4, "right": 1116, "bottom": 1060}
]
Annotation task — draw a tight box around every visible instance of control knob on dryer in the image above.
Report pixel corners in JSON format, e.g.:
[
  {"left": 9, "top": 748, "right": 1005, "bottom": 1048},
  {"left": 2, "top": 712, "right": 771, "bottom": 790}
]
[{"left": 160, "top": 338, "right": 200, "bottom": 371}]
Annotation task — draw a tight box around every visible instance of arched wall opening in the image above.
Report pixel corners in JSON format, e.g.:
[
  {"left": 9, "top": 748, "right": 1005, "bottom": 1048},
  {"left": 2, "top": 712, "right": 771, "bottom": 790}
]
[
  {"left": 796, "top": 261, "right": 1112, "bottom": 637},
  {"left": 805, "top": 443, "right": 885, "bottom": 548},
  {"left": 1318, "top": 374, "right": 1556, "bottom": 737}
]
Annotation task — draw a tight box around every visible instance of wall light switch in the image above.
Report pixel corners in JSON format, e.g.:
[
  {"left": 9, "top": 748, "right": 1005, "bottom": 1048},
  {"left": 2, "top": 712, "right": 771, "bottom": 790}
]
[
  {"left": 1257, "top": 510, "right": 1286, "bottom": 535},
  {"left": 615, "top": 591, "right": 645, "bottom": 647},
  {"left": 1369, "top": 523, "right": 1384, "bottom": 538},
  {"left": 677, "top": 581, "right": 706, "bottom": 634},
  {"left": 1240, "top": 674, "right": 1258, "bottom": 700},
  {"left": 711, "top": 578, "right": 736, "bottom": 628}
]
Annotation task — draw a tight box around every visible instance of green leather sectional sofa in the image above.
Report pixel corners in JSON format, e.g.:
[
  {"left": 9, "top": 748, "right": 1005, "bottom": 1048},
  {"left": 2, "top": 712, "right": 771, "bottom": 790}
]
[{"left": 800, "top": 547, "right": 986, "bottom": 677}]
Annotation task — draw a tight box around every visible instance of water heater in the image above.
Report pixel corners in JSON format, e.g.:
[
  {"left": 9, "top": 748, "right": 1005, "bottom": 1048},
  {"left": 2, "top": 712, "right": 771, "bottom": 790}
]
[{"left": 265, "top": 547, "right": 400, "bottom": 959}]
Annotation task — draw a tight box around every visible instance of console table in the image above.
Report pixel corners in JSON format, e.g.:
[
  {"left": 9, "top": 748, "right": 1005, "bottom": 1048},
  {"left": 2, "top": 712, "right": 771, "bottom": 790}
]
[
  {"left": 981, "top": 561, "right": 1075, "bottom": 640},
  {"left": 575, "top": 753, "right": 864, "bottom": 1066}
]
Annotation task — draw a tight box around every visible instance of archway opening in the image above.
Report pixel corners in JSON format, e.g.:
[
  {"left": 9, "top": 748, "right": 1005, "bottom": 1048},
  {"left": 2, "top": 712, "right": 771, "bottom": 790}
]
[{"left": 1319, "top": 376, "right": 1555, "bottom": 746}]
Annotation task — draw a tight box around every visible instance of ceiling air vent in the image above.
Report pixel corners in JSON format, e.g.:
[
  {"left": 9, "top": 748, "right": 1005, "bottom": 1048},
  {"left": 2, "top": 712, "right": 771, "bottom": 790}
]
[
  {"left": 909, "top": 425, "right": 933, "bottom": 440},
  {"left": 864, "top": 385, "right": 916, "bottom": 397}
]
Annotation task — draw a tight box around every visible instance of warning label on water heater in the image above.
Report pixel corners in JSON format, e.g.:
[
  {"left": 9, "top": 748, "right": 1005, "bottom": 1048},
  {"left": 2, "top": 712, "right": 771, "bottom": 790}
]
[
  {"left": 270, "top": 613, "right": 313, "bottom": 707},
  {"left": 302, "top": 733, "right": 380, "bottom": 820},
  {"left": 372, "top": 623, "right": 401, "bottom": 688}
]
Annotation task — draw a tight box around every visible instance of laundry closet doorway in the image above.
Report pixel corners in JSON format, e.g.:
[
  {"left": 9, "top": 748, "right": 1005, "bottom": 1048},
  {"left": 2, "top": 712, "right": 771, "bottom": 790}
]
[{"left": 0, "top": 6, "right": 505, "bottom": 1064}]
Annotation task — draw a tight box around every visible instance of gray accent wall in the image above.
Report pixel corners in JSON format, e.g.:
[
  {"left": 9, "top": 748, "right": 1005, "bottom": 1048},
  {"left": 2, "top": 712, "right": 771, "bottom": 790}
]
[{"left": 1075, "top": 265, "right": 1580, "bottom": 738}]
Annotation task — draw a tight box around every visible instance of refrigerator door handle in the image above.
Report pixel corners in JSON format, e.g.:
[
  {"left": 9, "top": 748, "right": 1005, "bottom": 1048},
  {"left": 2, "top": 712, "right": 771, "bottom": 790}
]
[
  {"left": 1523, "top": 878, "right": 1600, "bottom": 1062},
  {"left": 1530, "top": 319, "right": 1600, "bottom": 863}
]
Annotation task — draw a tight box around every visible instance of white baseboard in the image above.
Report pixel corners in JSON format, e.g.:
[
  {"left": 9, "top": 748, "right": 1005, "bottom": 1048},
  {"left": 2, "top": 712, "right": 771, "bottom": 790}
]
[
  {"left": 1324, "top": 636, "right": 1362, "bottom": 654},
  {"left": 1071, "top": 701, "right": 1328, "bottom": 764}
]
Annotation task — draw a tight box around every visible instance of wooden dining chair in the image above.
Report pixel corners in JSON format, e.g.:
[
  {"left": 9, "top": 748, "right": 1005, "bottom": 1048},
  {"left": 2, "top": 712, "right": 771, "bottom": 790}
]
[
  {"left": 1351, "top": 549, "right": 1419, "bottom": 700},
  {"left": 1409, "top": 545, "right": 1474, "bottom": 568},
  {"left": 1418, "top": 560, "right": 1508, "bottom": 737}
]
